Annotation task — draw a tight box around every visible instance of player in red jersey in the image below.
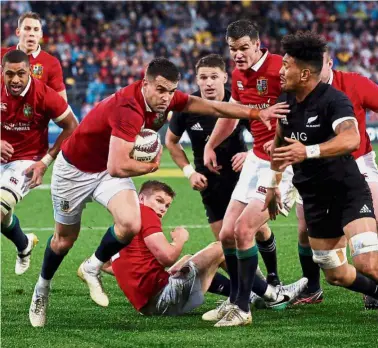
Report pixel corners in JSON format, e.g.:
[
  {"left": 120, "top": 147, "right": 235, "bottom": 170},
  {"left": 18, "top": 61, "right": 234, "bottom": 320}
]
[
  {"left": 203, "top": 20, "right": 298, "bottom": 327},
  {"left": 292, "top": 49, "right": 378, "bottom": 307},
  {"left": 1, "top": 12, "right": 66, "bottom": 100},
  {"left": 1, "top": 50, "right": 77, "bottom": 275},
  {"left": 29, "top": 57, "right": 289, "bottom": 327}
]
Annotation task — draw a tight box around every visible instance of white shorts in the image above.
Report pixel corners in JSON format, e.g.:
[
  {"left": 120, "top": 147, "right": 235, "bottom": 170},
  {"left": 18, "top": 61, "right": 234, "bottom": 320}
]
[
  {"left": 231, "top": 151, "right": 297, "bottom": 216},
  {"left": 51, "top": 152, "right": 136, "bottom": 225},
  {"left": 1, "top": 160, "right": 36, "bottom": 199},
  {"left": 297, "top": 151, "right": 378, "bottom": 205}
]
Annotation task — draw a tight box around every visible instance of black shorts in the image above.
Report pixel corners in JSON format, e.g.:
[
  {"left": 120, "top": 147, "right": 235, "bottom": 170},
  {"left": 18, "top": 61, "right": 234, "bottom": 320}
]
[
  {"left": 302, "top": 181, "right": 375, "bottom": 239},
  {"left": 200, "top": 170, "right": 239, "bottom": 224}
]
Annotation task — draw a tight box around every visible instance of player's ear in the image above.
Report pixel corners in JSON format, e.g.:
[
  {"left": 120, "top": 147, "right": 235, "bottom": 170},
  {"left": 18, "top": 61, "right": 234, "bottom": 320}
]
[
  {"left": 254, "top": 39, "right": 260, "bottom": 52},
  {"left": 16, "top": 27, "right": 21, "bottom": 37},
  {"left": 223, "top": 72, "right": 228, "bottom": 84},
  {"left": 329, "top": 58, "right": 334, "bottom": 69},
  {"left": 139, "top": 193, "right": 144, "bottom": 203},
  {"left": 300, "top": 68, "right": 311, "bottom": 81}
]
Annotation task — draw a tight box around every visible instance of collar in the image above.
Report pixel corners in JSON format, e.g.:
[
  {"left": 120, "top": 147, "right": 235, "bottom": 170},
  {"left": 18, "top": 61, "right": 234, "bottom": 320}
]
[
  {"left": 327, "top": 70, "right": 334, "bottom": 85},
  {"left": 17, "top": 44, "right": 41, "bottom": 58},
  {"left": 141, "top": 86, "right": 152, "bottom": 112},
  {"left": 251, "top": 49, "right": 269, "bottom": 72},
  {"left": 5, "top": 76, "right": 32, "bottom": 97}
]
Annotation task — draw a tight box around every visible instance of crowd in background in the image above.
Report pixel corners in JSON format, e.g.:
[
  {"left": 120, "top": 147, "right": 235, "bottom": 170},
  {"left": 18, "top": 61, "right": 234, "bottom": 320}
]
[{"left": 2, "top": 1, "right": 378, "bottom": 121}]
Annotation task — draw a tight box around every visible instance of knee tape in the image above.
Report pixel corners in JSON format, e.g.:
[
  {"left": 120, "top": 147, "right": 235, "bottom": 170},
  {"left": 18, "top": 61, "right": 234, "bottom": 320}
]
[
  {"left": 312, "top": 248, "right": 347, "bottom": 269},
  {"left": 1, "top": 187, "right": 20, "bottom": 215},
  {"left": 349, "top": 232, "right": 378, "bottom": 258}
]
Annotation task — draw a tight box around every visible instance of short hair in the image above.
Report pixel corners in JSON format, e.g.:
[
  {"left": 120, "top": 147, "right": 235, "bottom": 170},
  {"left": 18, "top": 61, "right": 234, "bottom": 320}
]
[
  {"left": 195, "top": 54, "right": 226, "bottom": 73},
  {"left": 281, "top": 31, "right": 327, "bottom": 73},
  {"left": 2, "top": 50, "right": 30, "bottom": 67},
  {"left": 18, "top": 12, "right": 42, "bottom": 28},
  {"left": 139, "top": 180, "right": 176, "bottom": 199},
  {"left": 146, "top": 57, "right": 180, "bottom": 83},
  {"left": 226, "top": 20, "right": 259, "bottom": 41}
]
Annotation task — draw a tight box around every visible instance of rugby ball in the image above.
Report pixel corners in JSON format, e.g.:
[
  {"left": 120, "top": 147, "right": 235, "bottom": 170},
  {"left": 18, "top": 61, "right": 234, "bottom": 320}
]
[{"left": 132, "top": 129, "right": 161, "bottom": 162}]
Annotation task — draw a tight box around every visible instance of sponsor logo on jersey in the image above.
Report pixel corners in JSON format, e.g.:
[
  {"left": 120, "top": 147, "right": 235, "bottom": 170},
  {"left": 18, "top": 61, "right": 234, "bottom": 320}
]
[
  {"left": 0, "top": 103, "right": 7, "bottom": 112},
  {"left": 153, "top": 112, "right": 166, "bottom": 128},
  {"left": 256, "top": 77, "right": 268, "bottom": 95},
  {"left": 9, "top": 177, "right": 19, "bottom": 185},
  {"left": 31, "top": 63, "right": 43, "bottom": 79},
  {"left": 306, "top": 115, "right": 320, "bottom": 128},
  {"left": 257, "top": 186, "right": 267, "bottom": 195},
  {"left": 237, "top": 81, "right": 244, "bottom": 90},
  {"left": 360, "top": 204, "right": 372, "bottom": 213},
  {"left": 23, "top": 104, "right": 33, "bottom": 118},
  {"left": 2, "top": 122, "right": 31, "bottom": 131},
  {"left": 281, "top": 116, "right": 288, "bottom": 125},
  {"left": 291, "top": 132, "right": 307, "bottom": 141},
  {"left": 191, "top": 123, "right": 203, "bottom": 131}
]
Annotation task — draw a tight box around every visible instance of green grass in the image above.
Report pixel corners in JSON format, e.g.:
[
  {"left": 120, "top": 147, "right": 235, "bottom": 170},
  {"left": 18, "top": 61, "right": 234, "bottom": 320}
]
[{"left": 2, "top": 146, "right": 378, "bottom": 348}]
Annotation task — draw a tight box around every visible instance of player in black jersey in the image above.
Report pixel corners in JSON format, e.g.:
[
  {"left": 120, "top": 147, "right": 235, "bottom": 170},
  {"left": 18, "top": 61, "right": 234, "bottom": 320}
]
[{"left": 264, "top": 31, "right": 378, "bottom": 304}]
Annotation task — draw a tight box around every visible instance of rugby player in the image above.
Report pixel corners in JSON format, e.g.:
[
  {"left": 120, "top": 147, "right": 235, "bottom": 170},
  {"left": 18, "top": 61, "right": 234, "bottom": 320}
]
[
  {"left": 264, "top": 31, "right": 378, "bottom": 313},
  {"left": 1, "top": 12, "right": 67, "bottom": 100},
  {"left": 29, "top": 57, "right": 289, "bottom": 327},
  {"left": 203, "top": 20, "right": 297, "bottom": 327},
  {"left": 1, "top": 50, "right": 77, "bottom": 275}
]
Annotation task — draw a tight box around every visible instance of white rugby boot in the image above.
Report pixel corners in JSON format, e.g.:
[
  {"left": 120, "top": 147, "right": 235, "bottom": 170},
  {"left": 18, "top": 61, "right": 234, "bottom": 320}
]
[
  {"left": 265, "top": 277, "right": 308, "bottom": 310},
  {"left": 77, "top": 260, "right": 109, "bottom": 307},
  {"left": 202, "top": 298, "right": 234, "bottom": 321},
  {"left": 15, "top": 233, "right": 39, "bottom": 275},
  {"left": 214, "top": 305, "right": 252, "bottom": 327},
  {"left": 29, "top": 285, "right": 50, "bottom": 327}
]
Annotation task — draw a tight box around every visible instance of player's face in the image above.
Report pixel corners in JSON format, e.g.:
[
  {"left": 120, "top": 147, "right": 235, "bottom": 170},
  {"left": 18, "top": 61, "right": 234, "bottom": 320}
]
[
  {"left": 16, "top": 18, "right": 43, "bottom": 53},
  {"left": 320, "top": 52, "right": 333, "bottom": 83},
  {"left": 196, "top": 67, "right": 227, "bottom": 100},
  {"left": 3, "top": 62, "right": 30, "bottom": 96},
  {"left": 279, "top": 54, "right": 303, "bottom": 92},
  {"left": 227, "top": 36, "right": 260, "bottom": 71},
  {"left": 140, "top": 191, "right": 173, "bottom": 219},
  {"left": 143, "top": 76, "right": 178, "bottom": 113}
]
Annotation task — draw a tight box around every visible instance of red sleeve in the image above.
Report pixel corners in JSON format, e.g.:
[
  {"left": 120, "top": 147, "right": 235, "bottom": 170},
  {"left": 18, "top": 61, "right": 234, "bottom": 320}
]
[
  {"left": 43, "top": 84, "right": 70, "bottom": 121},
  {"left": 354, "top": 74, "right": 378, "bottom": 112},
  {"left": 141, "top": 206, "right": 162, "bottom": 237},
  {"left": 48, "top": 57, "right": 65, "bottom": 92},
  {"left": 170, "top": 90, "right": 189, "bottom": 112},
  {"left": 231, "top": 71, "right": 240, "bottom": 102},
  {"left": 109, "top": 100, "right": 144, "bottom": 142}
]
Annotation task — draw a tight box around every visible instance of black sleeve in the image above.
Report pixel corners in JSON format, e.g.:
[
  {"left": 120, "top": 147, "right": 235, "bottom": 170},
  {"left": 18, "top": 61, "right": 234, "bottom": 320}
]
[
  {"left": 276, "top": 92, "right": 287, "bottom": 103},
  {"left": 169, "top": 111, "right": 187, "bottom": 137},
  {"left": 328, "top": 90, "right": 355, "bottom": 130}
]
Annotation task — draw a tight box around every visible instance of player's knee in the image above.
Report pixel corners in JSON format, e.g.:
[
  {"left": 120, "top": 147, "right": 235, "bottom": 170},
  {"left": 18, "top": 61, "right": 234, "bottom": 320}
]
[
  {"left": 298, "top": 228, "right": 310, "bottom": 246},
  {"left": 234, "top": 218, "right": 255, "bottom": 243},
  {"left": 323, "top": 270, "right": 349, "bottom": 287},
  {"left": 219, "top": 226, "right": 235, "bottom": 246},
  {"left": 1, "top": 187, "right": 21, "bottom": 222},
  {"left": 115, "top": 217, "right": 141, "bottom": 238},
  {"left": 354, "top": 258, "right": 378, "bottom": 281},
  {"left": 312, "top": 248, "right": 347, "bottom": 284},
  {"left": 52, "top": 233, "right": 77, "bottom": 253},
  {"left": 255, "top": 223, "right": 270, "bottom": 241}
]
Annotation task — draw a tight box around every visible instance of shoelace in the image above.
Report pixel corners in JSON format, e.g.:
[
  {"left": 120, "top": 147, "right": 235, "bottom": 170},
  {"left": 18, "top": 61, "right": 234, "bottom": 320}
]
[
  {"left": 33, "top": 295, "right": 46, "bottom": 315},
  {"left": 223, "top": 307, "right": 244, "bottom": 322}
]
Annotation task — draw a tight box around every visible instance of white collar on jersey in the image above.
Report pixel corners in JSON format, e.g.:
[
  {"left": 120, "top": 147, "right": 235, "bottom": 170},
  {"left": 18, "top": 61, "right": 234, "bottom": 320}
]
[
  {"left": 141, "top": 86, "right": 152, "bottom": 112},
  {"left": 4, "top": 76, "right": 31, "bottom": 97},
  {"left": 251, "top": 49, "right": 269, "bottom": 72},
  {"left": 16, "top": 44, "right": 41, "bottom": 58},
  {"left": 327, "top": 70, "right": 334, "bottom": 85}
]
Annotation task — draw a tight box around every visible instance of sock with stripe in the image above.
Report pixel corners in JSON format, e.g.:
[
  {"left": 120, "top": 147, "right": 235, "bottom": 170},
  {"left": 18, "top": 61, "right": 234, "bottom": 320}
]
[{"left": 1, "top": 214, "right": 28, "bottom": 252}]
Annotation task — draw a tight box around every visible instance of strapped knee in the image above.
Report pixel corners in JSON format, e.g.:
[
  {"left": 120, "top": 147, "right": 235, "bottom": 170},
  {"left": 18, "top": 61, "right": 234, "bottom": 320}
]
[
  {"left": 1, "top": 187, "right": 21, "bottom": 216},
  {"left": 312, "top": 248, "right": 347, "bottom": 269},
  {"left": 349, "top": 232, "right": 378, "bottom": 258}
]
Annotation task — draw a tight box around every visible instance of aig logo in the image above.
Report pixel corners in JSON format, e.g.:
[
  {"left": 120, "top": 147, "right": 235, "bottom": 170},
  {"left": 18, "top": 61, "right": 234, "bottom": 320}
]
[{"left": 291, "top": 132, "right": 307, "bottom": 141}]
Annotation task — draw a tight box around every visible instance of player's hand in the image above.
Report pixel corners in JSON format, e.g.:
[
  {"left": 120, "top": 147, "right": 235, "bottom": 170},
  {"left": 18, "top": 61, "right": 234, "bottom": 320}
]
[
  {"left": 204, "top": 145, "right": 222, "bottom": 175},
  {"left": 150, "top": 145, "right": 163, "bottom": 173},
  {"left": 258, "top": 103, "right": 290, "bottom": 130},
  {"left": 272, "top": 137, "right": 306, "bottom": 170},
  {"left": 23, "top": 161, "right": 48, "bottom": 189},
  {"left": 1, "top": 140, "right": 14, "bottom": 163},
  {"left": 171, "top": 226, "right": 189, "bottom": 243},
  {"left": 262, "top": 187, "right": 283, "bottom": 220},
  {"left": 231, "top": 152, "right": 247, "bottom": 172},
  {"left": 263, "top": 140, "right": 274, "bottom": 156},
  {"left": 189, "top": 172, "right": 208, "bottom": 191}
]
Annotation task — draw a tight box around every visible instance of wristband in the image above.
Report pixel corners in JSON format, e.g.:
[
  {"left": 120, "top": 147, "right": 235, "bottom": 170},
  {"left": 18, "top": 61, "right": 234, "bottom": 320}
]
[
  {"left": 265, "top": 169, "right": 282, "bottom": 188},
  {"left": 305, "top": 145, "right": 320, "bottom": 159},
  {"left": 183, "top": 164, "right": 195, "bottom": 179},
  {"left": 41, "top": 153, "right": 54, "bottom": 167}
]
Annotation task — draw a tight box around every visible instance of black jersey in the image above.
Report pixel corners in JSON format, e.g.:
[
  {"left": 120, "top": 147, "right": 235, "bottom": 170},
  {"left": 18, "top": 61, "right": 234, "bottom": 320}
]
[
  {"left": 277, "top": 82, "right": 365, "bottom": 195},
  {"left": 169, "top": 89, "right": 247, "bottom": 173}
]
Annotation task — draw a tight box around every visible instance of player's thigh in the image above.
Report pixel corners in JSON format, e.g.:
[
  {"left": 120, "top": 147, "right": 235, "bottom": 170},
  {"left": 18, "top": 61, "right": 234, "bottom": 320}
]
[
  {"left": 219, "top": 199, "right": 246, "bottom": 243},
  {"left": 99, "top": 178, "right": 140, "bottom": 237},
  {"left": 368, "top": 182, "right": 378, "bottom": 221}
]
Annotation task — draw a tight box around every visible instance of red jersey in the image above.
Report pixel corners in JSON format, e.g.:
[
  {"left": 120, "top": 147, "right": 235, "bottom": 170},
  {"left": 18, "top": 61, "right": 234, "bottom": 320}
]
[
  {"left": 231, "top": 49, "right": 282, "bottom": 160},
  {"left": 62, "top": 80, "right": 189, "bottom": 173},
  {"left": 1, "top": 78, "right": 70, "bottom": 162},
  {"left": 1, "top": 45, "right": 65, "bottom": 93},
  {"left": 111, "top": 204, "right": 170, "bottom": 311},
  {"left": 330, "top": 70, "right": 378, "bottom": 159}
]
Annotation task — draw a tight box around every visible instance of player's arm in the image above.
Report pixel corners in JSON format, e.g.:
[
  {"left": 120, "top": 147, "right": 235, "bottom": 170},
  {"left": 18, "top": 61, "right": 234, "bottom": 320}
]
[
  {"left": 356, "top": 74, "right": 378, "bottom": 112},
  {"left": 49, "top": 58, "right": 67, "bottom": 101},
  {"left": 144, "top": 227, "right": 189, "bottom": 267},
  {"left": 58, "top": 89, "right": 67, "bottom": 101},
  {"left": 107, "top": 136, "right": 161, "bottom": 178}
]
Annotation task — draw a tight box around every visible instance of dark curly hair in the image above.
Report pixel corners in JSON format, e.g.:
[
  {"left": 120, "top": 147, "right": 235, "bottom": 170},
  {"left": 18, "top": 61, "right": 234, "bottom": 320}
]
[{"left": 281, "top": 31, "right": 327, "bottom": 73}]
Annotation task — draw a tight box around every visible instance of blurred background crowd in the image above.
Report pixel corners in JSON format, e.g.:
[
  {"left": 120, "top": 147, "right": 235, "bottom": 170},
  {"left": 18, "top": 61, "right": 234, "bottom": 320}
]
[{"left": 2, "top": 1, "right": 378, "bottom": 121}]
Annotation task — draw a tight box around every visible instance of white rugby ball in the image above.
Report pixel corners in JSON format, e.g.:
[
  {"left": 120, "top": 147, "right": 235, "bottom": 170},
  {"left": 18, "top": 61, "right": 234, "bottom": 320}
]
[{"left": 132, "top": 129, "right": 161, "bottom": 162}]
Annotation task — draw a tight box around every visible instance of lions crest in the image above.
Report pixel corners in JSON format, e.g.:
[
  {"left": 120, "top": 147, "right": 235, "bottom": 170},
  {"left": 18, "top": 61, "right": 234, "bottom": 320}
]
[{"left": 31, "top": 63, "right": 43, "bottom": 79}]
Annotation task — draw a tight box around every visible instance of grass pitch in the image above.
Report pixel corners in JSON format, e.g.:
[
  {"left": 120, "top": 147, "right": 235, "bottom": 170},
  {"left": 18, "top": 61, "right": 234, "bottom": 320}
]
[{"left": 1, "top": 147, "right": 378, "bottom": 348}]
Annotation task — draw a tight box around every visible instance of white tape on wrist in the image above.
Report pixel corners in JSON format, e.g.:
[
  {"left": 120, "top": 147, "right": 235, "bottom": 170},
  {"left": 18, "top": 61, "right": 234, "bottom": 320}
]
[
  {"left": 305, "top": 144, "right": 321, "bottom": 159},
  {"left": 41, "top": 153, "right": 54, "bottom": 167},
  {"left": 183, "top": 164, "right": 195, "bottom": 179}
]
